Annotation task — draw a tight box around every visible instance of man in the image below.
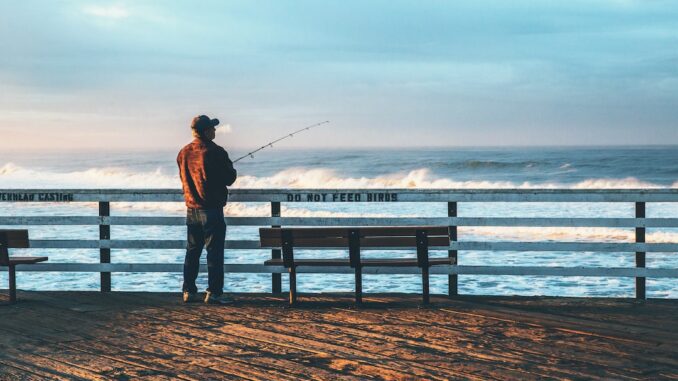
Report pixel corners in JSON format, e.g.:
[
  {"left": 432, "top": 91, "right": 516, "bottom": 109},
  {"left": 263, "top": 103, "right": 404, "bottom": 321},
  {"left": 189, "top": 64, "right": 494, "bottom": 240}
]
[{"left": 177, "top": 115, "right": 237, "bottom": 304}]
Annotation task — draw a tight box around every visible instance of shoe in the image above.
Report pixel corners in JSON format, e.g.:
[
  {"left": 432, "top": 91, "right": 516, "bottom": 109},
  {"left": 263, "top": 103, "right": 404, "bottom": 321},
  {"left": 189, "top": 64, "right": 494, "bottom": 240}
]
[
  {"left": 204, "top": 291, "right": 234, "bottom": 305},
  {"left": 183, "top": 291, "right": 199, "bottom": 303}
]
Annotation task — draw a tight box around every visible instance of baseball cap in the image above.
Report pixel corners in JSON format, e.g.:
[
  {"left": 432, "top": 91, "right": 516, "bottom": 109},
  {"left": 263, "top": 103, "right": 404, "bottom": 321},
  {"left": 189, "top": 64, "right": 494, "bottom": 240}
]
[{"left": 191, "top": 115, "right": 220, "bottom": 132}]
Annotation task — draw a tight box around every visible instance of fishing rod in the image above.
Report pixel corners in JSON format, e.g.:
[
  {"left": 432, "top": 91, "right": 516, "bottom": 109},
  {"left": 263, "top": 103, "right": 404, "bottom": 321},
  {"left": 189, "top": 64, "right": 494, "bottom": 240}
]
[{"left": 232, "top": 120, "right": 330, "bottom": 163}]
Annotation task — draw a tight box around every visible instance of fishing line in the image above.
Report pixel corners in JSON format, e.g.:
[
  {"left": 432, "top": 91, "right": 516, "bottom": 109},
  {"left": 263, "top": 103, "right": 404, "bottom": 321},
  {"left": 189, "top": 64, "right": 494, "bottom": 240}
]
[{"left": 232, "top": 120, "right": 329, "bottom": 163}]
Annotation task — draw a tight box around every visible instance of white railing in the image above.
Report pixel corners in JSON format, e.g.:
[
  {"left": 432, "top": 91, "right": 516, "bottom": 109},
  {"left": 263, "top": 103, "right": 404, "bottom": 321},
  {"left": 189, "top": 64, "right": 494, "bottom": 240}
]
[{"left": 2, "top": 188, "right": 678, "bottom": 298}]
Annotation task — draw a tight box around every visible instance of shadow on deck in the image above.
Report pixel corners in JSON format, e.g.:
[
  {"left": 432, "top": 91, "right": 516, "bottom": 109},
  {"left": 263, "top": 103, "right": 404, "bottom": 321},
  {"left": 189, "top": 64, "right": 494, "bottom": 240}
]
[{"left": 1, "top": 291, "right": 677, "bottom": 380}]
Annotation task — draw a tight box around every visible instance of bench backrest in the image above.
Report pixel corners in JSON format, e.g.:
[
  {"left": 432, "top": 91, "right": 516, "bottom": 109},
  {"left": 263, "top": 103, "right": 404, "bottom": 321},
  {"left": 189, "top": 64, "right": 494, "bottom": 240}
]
[
  {"left": 259, "top": 226, "right": 450, "bottom": 248},
  {"left": 260, "top": 226, "right": 450, "bottom": 268},
  {"left": 0, "top": 230, "right": 30, "bottom": 266}
]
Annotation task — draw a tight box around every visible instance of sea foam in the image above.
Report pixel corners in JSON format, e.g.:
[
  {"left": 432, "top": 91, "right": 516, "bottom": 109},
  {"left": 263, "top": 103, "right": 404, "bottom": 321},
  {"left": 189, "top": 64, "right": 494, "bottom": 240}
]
[{"left": 1, "top": 163, "right": 673, "bottom": 190}]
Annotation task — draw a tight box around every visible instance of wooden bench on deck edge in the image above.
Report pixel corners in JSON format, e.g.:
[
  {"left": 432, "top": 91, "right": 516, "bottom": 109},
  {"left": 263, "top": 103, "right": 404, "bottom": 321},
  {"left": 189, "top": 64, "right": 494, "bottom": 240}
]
[
  {"left": 260, "top": 226, "right": 451, "bottom": 305},
  {"left": 0, "top": 230, "right": 48, "bottom": 304}
]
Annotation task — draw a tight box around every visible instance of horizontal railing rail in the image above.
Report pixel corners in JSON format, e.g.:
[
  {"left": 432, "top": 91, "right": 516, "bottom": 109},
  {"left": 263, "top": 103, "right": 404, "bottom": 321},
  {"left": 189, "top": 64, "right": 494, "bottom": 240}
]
[
  {"left": 2, "top": 188, "right": 678, "bottom": 299},
  {"left": 8, "top": 264, "right": 678, "bottom": 278},
  {"left": 5, "top": 240, "right": 678, "bottom": 252},
  {"left": 2, "top": 188, "right": 678, "bottom": 202},
  {"left": 2, "top": 216, "right": 678, "bottom": 227}
]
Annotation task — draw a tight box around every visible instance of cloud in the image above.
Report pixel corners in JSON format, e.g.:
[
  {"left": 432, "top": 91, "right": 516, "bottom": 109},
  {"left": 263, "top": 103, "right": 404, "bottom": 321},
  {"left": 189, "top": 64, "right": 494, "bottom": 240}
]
[
  {"left": 1, "top": 0, "right": 677, "bottom": 150},
  {"left": 82, "top": 4, "right": 129, "bottom": 19}
]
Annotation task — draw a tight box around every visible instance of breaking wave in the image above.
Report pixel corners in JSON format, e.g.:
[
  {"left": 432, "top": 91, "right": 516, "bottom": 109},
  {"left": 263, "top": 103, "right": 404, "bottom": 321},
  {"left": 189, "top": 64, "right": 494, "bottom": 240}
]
[
  {"left": 0, "top": 163, "right": 177, "bottom": 188},
  {"left": 0, "top": 163, "right": 674, "bottom": 190},
  {"left": 235, "top": 168, "right": 670, "bottom": 189}
]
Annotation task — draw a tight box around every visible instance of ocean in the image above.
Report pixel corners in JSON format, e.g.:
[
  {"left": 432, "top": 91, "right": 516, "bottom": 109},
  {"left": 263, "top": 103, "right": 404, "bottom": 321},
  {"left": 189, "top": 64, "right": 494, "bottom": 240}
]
[{"left": 1, "top": 146, "right": 677, "bottom": 298}]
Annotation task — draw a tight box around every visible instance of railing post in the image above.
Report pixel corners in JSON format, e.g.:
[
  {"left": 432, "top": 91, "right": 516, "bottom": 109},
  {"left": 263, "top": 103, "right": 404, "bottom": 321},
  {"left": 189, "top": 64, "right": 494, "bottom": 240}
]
[
  {"left": 635, "top": 201, "right": 646, "bottom": 300},
  {"left": 99, "top": 201, "right": 111, "bottom": 292},
  {"left": 271, "top": 201, "right": 282, "bottom": 294},
  {"left": 448, "top": 201, "right": 458, "bottom": 296}
]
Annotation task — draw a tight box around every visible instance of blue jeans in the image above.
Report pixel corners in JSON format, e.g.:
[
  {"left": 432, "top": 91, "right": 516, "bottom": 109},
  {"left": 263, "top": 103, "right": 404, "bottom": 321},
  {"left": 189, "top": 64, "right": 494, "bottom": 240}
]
[{"left": 183, "top": 208, "right": 226, "bottom": 295}]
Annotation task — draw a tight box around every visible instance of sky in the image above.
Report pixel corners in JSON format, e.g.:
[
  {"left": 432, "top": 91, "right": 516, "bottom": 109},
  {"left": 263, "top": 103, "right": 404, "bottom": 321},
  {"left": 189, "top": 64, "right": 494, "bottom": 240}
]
[{"left": 0, "top": 0, "right": 677, "bottom": 151}]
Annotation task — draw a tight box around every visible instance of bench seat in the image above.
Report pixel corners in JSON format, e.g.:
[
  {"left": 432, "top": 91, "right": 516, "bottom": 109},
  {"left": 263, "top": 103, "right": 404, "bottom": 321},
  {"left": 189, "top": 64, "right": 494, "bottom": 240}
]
[
  {"left": 265, "top": 258, "right": 349, "bottom": 266},
  {"left": 363, "top": 257, "right": 453, "bottom": 267},
  {"left": 7, "top": 257, "right": 48, "bottom": 265}
]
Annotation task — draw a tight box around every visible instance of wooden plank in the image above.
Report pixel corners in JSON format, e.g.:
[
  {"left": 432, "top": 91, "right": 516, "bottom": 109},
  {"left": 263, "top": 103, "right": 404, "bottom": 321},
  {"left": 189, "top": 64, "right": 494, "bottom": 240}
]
[
  {"left": 271, "top": 201, "right": 282, "bottom": 294},
  {"left": 636, "top": 201, "right": 646, "bottom": 300},
  {"left": 4, "top": 263, "right": 678, "bottom": 277},
  {"left": 4, "top": 215, "right": 678, "bottom": 228},
  {"left": 0, "top": 189, "right": 182, "bottom": 202},
  {"left": 0, "top": 356, "right": 99, "bottom": 380},
  {"left": 21, "top": 238, "right": 678, "bottom": 252},
  {"left": 260, "top": 227, "right": 342, "bottom": 239},
  {"left": 28, "top": 239, "right": 103, "bottom": 248},
  {"left": 428, "top": 266, "right": 678, "bottom": 277},
  {"left": 0, "top": 230, "right": 29, "bottom": 248},
  {"left": 362, "top": 258, "right": 453, "bottom": 267},
  {"left": 260, "top": 226, "right": 449, "bottom": 240},
  {"left": 451, "top": 241, "right": 678, "bottom": 252},
  {"left": 0, "top": 216, "right": 102, "bottom": 225},
  {"left": 1, "top": 347, "right": 109, "bottom": 380},
  {"left": 266, "top": 258, "right": 460, "bottom": 267},
  {"left": 3, "top": 263, "right": 279, "bottom": 273},
  {"left": 8, "top": 263, "right": 16, "bottom": 302},
  {"left": 265, "top": 258, "right": 351, "bottom": 266},
  {"left": 301, "top": 265, "right": 678, "bottom": 277},
  {"left": 232, "top": 188, "right": 678, "bottom": 203},
  {"left": 7, "top": 256, "right": 48, "bottom": 264},
  {"left": 99, "top": 201, "right": 111, "bottom": 293},
  {"left": 3, "top": 188, "right": 678, "bottom": 202},
  {"left": 449, "top": 201, "right": 458, "bottom": 296},
  {"left": 0, "top": 230, "right": 8, "bottom": 266},
  {"left": 27, "top": 239, "right": 260, "bottom": 249},
  {"left": 330, "top": 226, "right": 450, "bottom": 237},
  {"left": 261, "top": 217, "right": 678, "bottom": 228},
  {"left": 458, "top": 217, "right": 678, "bottom": 228},
  {"left": 261, "top": 236, "right": 451, "bottom": 248},
  {"left": 0, "top": 361, "right": 47, "bottom": 380},
  {"left": 447, "top": 217, "right": 678, "bottom": 228}
]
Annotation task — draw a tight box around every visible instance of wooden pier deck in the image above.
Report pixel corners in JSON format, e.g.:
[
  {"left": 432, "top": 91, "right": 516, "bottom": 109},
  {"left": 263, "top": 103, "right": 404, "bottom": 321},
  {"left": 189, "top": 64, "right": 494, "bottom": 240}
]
[{"left": 1, "top": 292, "right": 677, "bottom": 380}]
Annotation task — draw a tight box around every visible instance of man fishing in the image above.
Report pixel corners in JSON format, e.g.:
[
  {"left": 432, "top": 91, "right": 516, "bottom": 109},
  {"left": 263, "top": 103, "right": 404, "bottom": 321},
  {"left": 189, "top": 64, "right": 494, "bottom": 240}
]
[{"left": 177, "top": 115, "right": 237, "bottom": 304}]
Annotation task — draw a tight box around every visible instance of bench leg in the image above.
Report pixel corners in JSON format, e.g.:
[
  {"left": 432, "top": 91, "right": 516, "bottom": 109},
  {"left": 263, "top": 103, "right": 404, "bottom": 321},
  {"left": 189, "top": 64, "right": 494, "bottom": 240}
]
[
  {"left": 8, "top": 264, "right": 16, "bottom": 304},
  {"left": 355, "top": 266, "right": 362, "bottom": 304},
  {"left": 289, "top": 267, "right": 297, "bottom": 305},
  {"left": 422, "top": 267, "right": 430, "bottom": 305}
]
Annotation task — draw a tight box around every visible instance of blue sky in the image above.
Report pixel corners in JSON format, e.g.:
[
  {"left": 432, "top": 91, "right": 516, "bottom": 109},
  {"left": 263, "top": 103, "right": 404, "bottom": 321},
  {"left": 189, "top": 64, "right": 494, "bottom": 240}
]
[{"left": 0, "top": 0, "right": 677, "bottom": 150}]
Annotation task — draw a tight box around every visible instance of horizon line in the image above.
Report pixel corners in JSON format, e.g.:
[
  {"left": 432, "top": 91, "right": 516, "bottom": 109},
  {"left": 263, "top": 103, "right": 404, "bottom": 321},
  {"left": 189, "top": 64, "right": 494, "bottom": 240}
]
[{"left": 1, "top": 143, "right": 678, "bottom": 154}]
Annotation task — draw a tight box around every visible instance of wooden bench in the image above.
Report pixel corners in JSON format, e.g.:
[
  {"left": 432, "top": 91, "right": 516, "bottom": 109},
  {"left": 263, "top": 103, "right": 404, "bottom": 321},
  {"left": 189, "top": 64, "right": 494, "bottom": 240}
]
[
  {"left": 260, "top": 226, "right": 451, "bottom": 305},
  {"left": 0, "top": 230, "right": 48, "bottom": 304}
]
